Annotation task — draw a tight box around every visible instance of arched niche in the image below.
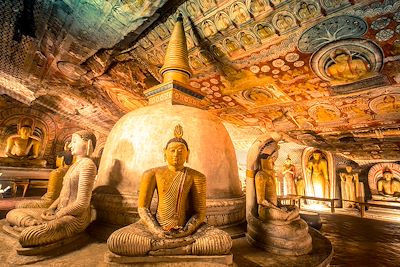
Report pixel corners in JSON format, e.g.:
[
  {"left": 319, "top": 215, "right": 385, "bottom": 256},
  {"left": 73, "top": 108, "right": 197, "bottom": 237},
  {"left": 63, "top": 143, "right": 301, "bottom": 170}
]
[
  {"left": 301, "top": 147, "right": 336, "bottom": 200},
  {"left": 0, "top": 108, "right": 56, "bottom": 164}
]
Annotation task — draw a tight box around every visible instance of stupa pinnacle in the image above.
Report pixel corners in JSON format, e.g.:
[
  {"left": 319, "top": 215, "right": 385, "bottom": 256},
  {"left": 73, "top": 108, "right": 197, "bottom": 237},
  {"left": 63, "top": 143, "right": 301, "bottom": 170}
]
[
  {"left": 159, "top": 14, "right": 192, "bottom": 85},
  {"left": 144, "top": 14, "right": 205, "bottom": 108}
]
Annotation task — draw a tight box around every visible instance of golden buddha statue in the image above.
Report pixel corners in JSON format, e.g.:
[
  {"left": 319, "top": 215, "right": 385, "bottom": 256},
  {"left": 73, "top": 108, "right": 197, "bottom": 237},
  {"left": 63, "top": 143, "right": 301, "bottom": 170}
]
[
  {"left": 5, "top": 130, "right": 97, "bottom": 248},
  {"left": 339, "top": 165, "right": 359, "bottom": 208},
  {"left": 15, "top": 142, "right": 73, "bottom": 209},
  {"left": 306, "top": 150, "right": 329, "bottom": 198},
  {"left": 247, "top": 139, "right": 312, "bottom": 255},
  {"left": 0, "top": 125, "right": 46, "bottom": 167},
  {"left": 377, "top": 168, "right": 400, "bottom": 197},
  {"left": 295, "top": 176, "right": 305, "bottom": 196},
  {"left": 107, "top": 125, "right": 232, "bottom": 256}
]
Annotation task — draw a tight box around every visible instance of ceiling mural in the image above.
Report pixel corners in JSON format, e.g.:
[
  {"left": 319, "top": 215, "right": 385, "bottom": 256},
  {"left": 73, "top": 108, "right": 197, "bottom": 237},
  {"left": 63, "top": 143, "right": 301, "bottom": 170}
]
[{"left": 0, "top": 0, "right": 399, "bottom": 163}]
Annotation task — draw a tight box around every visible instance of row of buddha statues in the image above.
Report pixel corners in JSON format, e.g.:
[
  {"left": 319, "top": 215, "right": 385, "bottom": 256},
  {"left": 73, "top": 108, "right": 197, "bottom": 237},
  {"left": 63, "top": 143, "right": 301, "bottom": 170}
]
[
  {"left": 3, "top": 125, "right": 313, "bottom": 263},
  {"left": 275, "top": 150, "right": 400, "bottom": 207}
]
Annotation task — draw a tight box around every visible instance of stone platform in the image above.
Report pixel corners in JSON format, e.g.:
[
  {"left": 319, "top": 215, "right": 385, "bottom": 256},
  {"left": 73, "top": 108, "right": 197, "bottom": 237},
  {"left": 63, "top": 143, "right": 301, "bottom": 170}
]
[{"left": 0, "top": 219, "right": 332, "bottom": 266}]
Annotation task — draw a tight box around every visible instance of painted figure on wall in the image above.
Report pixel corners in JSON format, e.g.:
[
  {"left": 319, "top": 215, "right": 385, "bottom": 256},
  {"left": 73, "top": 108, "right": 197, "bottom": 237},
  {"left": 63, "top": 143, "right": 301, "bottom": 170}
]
[
  {"left": 5, "top": 130, "right": 97, "bottom": 248},
  {"left": 327, "top": 48, "right": 370, "bottom": 83},
  {"left": 339, "top": 165, "right": 359, "bottom": 208},
  {"left": 306, "top": 150, "right": 329, "bottom": 198},
  {"left": 377, "top": 168, "right": 400, "bottom": 197},
  {"left": 216, "top": 13, "right": 231, "bottom": 31},
  {"left": 282, "top": 155, "right": 296, "bottom": 195},
  {"left": 256, "top": 24, "right": 274, "bottom": 39},
  {"left": 107, "top": 125, "right": 232, "bottom": 256},
  {"left": 232, "top": 3, "right": 249, "bottom": 25}
]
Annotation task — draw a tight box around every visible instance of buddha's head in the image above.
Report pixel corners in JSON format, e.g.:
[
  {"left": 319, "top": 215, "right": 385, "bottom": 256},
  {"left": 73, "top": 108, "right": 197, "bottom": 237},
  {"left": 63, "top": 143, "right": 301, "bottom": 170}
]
[
  {"left": 331, "top": 49, "right": 350, "bottom": 63},
  {"left": 259, "top": 140, "right": 278, "bottom": 170},
  {"left": 19, "top": 125, "right": 33, "bottom": 139},
  {"left": 383, "top": 168, "right": 393, "bottom": 181},
  {"left": 69, "top": 130, "right": 96, "bottom": 157},
  {"left": 285, "top": 155, "right": 292, "bottom": 165},
  {"left": 312, "top": 150, "right": 322, "bottom": 160},
  {"left": 345, "top": 165, "right": 353, "bottom": 173},
  {"left": 164, "top": 125, "right": 190, "bottom": 168}
]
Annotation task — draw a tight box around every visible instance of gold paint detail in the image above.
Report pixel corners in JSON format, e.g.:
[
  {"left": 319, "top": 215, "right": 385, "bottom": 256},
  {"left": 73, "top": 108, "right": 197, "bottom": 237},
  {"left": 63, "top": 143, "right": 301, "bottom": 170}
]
[{"left": 159, "top": 15, "right": 192, "bottom": 84}]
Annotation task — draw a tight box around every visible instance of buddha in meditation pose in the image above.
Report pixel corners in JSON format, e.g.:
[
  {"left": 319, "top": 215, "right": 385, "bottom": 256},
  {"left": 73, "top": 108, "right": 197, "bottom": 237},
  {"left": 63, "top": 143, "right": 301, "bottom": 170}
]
[
  {"left": 0, "top": 125, "right": 46, "bottom": 167},
  {"left": 377, "top": 168, "right": 400, "bottom": 197},
  {"left": 247, "top": 139, "right": 312, "bottom": 255},
  {"left": 16, "top": 142, "right": 73, "bottom": 209},
  {"left": 5, "top": 130, "right": 97, "bottom": 248},
  {"left": 107, "top": 125, "right": 232, "bottom": 256}
]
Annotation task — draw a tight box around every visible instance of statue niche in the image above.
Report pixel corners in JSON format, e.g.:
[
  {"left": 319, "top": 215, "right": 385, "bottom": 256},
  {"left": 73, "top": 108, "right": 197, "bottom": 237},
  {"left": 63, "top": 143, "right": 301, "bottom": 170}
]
[
  {"left": 301, "top": 148, "right": 337, "bottom": 200},
  {"left": 106, "top": 125, "right": 232, "bottom": 260},
  {"left": 368, "top": 163, "right": 400, "bottom": 203},
  {"left": 339, "top": 165, "right": 364, "bottom": 208},
  {"left": 4, "top": 130, "right": 97, "bottom": 252},
  {"left": 0, "top": 123, "right": 46, "bottom": 168},
  {"left": 246, "top": 138, "right": 312, "bottom": 255}
]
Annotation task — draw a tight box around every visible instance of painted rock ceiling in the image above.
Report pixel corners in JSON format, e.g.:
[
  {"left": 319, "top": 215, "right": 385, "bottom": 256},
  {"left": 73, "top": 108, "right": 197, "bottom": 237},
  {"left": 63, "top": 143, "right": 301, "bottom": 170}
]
[{"left": 0, "top": 0, "right": 399, "bottom": 162}]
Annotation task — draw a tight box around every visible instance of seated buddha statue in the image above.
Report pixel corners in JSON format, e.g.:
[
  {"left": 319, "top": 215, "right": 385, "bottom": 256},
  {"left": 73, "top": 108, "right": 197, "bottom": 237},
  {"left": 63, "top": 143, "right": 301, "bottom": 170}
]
[
  {"left": 0, "top": 125, "right": 46, "bottom": 167},
  {"left": 16, "top": 142, "right": 73, "bottom": 209},
  {"left": 5, "top": 130, "right": 97, "bottom": 248},
  {"left": 247, "top": 139, "right": 312, "bottom": 255},
  {"left": 107, "top": 125, "right": 232, "bottom": 256},
  {"left": 377, "top": 168, "right": 400, "bottom": 197}
]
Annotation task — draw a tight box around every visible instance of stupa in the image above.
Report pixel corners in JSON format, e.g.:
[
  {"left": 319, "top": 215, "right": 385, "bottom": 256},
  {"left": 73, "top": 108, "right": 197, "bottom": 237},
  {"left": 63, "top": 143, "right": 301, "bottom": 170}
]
[{"left": 91, "top": 14, "right": 245, "bottom": 238}]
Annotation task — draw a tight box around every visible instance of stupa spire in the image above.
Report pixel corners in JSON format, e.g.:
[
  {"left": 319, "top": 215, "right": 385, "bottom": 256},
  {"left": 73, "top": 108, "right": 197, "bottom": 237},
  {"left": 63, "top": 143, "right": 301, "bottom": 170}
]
[{"left": 159, "top": 14, "right": 192, "bottom": 85}]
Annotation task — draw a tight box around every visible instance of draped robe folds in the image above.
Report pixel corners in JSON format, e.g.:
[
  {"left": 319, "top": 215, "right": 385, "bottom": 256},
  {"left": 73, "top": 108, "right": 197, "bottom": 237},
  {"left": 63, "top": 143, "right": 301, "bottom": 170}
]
[
  {"left": 6, "top": 157, "right": 97, "bottom": 247},
  {"left": 107, "top": 166, "right": 232, "bottom": 256}
]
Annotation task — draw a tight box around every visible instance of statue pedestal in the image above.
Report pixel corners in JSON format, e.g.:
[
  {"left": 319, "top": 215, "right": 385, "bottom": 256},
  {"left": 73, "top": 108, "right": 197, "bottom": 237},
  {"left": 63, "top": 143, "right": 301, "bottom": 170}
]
[
  {"left": 0, "top": 157, "right": 46, "bottom": 168},
  {"left": 105, "top": 252, "right": 233, "bottom": 266},
  {"left": 0, "top": 166, "right": 53, "bottom": 196}
]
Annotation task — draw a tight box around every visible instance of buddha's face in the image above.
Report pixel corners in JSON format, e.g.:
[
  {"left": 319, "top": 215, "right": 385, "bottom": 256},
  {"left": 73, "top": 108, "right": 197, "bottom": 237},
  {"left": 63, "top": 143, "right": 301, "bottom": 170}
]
[
  {"left": 164, "top": 142, "right": 188, "bottom": 167},
  {"left": 69, "top": 134, "right": 87, "bottom": 156},
  {"left": 312, "top": 152, "right": 321, "bottom": 160},
  {"left": 285, "top": 158, "right": 292, "bottom": 165},
  {"left": 383, "top": 171, "right": 393, "bottom": 181},
  {"left": 19, "top": 127, "right": 32, "bottom": 139},
  {"left": 346, "top": 166, "right": 352, "bottom": 173}
]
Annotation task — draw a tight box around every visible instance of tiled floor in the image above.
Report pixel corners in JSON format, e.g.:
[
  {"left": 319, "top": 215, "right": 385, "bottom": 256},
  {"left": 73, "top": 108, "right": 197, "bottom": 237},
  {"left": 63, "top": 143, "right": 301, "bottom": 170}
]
[
  {"left": 319, "top": 213, "right": 400, "bottom": 267},
  {"left": 1, "top": 198, "right": 400, "bottom": 266}
]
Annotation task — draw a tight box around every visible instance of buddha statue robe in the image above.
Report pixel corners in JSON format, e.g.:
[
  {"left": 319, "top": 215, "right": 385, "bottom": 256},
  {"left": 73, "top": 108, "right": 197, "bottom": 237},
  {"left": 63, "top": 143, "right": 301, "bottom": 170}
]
[
  {"left": 107, "top": 125, "right": 232, "bottom": 256},
  {"left": 5, "top": 131, "right": 97, "bottom": 247}
]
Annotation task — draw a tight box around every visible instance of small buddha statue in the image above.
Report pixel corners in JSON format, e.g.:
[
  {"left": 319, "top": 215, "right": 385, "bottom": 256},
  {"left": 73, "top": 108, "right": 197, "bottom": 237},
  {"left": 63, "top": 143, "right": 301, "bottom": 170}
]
[
  {"left": 0, "top": 125, "right": 46, "bottom": 167},
  {"left": 282, "top": 155, "right": 296, "bottom": 195},
  {"left": 5, "top": 130, "right": 97, "bottom": 248},
  {"left": 377, "top": 168, "right": 400, "bottom": 197},
  {"left": 339, "top": 165, "right": 358, "bottom": 208},
  {"left": 247, "top": 140, "right": 312, "bottom": 255},
  {"left": 107, "top": 125, "right": 232, "bottom": 256},
  {"left": 15, "top": 142, "right": 73, "bottom": 209},
  {"left": 306, "top": 150, "right": 329, "bottom": 198}
]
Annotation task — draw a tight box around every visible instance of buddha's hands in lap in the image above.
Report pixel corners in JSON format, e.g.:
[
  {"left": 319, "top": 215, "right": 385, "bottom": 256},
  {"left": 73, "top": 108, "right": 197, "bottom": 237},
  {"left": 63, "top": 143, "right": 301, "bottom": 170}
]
[
  {"left": 23, "top": 217, "right": 44, "bottom": 227},
  {"left": 41, "top": 209, "right": 57, "bottom": 221}
]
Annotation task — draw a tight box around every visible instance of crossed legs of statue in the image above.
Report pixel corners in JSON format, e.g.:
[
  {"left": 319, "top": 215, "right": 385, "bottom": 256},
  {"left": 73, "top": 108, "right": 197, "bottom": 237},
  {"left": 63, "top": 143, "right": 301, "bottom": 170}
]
[
  {"left": 107, "top": 220, "right": 232, "bottom": 256},
  {"left": 6, "top": 208, "right": 91, "bottom": 247}
]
